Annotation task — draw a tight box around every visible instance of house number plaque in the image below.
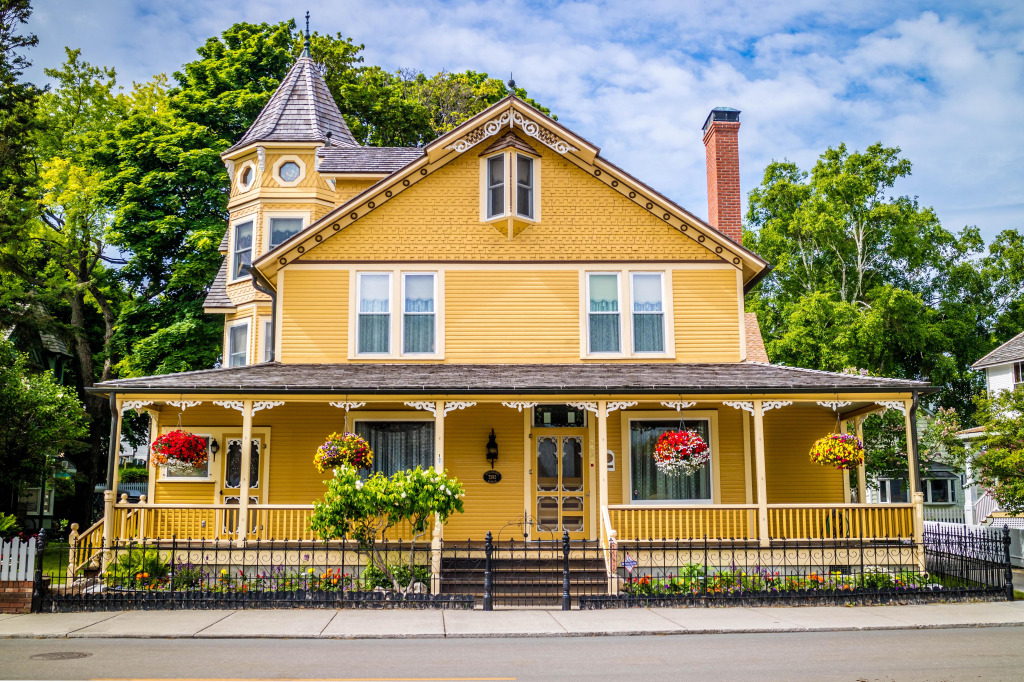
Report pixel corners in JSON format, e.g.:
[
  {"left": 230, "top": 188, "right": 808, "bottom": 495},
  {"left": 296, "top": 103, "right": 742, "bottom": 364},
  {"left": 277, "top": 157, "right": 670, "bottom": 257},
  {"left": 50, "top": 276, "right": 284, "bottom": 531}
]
[{"left": 483, "top": 470, "right": 502, "bottom": 484}]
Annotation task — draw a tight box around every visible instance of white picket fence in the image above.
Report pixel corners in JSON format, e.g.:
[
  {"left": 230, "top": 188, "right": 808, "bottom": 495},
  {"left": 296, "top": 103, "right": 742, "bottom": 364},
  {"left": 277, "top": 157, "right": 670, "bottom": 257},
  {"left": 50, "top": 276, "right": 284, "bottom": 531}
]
[{"left": 0, "top": 536, "right": 37, "bottom": 581}]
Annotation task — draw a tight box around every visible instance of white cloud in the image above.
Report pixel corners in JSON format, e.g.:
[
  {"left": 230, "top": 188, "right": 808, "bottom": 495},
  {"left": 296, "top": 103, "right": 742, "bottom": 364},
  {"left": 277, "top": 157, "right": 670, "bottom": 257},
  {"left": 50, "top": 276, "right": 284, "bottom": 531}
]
[{"left": 24, "top": 0, "right": 1024, "bottom": 239}]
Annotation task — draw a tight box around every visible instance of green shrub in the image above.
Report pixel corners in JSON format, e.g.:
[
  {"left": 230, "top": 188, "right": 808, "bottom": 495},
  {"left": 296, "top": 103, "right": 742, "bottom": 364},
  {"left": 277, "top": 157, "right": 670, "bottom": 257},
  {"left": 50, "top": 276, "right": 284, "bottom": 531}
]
[
  {"left": 119, "top": 465, "right": 149, "bottom": 483},
  {"left": 0, "top": 512, "right": 20, "bottom": 540},
  {"left": 104, "top": 548, "right": 169, "bottom": 588},
  {"left": 360, "top": 563, "right": 429, "bottom": 590}
]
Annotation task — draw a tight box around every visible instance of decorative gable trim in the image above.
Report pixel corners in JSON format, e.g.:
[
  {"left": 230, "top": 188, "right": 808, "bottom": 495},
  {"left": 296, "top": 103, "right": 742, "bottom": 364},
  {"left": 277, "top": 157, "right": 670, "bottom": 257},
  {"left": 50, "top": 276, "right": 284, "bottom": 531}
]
[{"left": 447, "top": 109, "right": 577, "bottom": 155}]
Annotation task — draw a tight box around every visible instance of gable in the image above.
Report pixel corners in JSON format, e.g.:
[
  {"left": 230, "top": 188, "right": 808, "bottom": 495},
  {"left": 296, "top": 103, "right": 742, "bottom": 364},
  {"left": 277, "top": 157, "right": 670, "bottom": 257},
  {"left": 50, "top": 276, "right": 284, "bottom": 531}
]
[{"left": 295, "top": 134, "right": 724, "bottom": 263}]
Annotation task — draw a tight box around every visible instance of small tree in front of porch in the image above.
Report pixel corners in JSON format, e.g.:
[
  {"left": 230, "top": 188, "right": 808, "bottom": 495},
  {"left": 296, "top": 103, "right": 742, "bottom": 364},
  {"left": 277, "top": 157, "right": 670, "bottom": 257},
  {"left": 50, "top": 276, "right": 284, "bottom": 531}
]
[
  {"left": 971, "top": 385, "right": 1024, "bottom": 516},
  {"left": 309, "top": 465, "right": 464, "bottom": 594}
]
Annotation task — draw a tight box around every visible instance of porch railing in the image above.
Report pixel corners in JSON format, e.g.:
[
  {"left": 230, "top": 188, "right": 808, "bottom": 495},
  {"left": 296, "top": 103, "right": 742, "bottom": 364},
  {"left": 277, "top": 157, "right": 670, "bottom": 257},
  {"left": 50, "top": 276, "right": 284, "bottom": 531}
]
[
  {"left": 608, "top": 504, "right": 759, "bottom": 541},
  {"left": 766, "top": 504, "right": 914, "bottom": 540}
]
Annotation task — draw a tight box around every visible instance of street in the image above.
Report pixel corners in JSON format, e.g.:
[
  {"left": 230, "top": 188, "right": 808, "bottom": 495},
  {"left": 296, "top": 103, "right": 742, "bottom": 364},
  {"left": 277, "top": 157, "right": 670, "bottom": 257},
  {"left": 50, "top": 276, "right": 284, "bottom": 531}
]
[{"left": 2, "top": 627, "right": 1022, "bottom": 681}]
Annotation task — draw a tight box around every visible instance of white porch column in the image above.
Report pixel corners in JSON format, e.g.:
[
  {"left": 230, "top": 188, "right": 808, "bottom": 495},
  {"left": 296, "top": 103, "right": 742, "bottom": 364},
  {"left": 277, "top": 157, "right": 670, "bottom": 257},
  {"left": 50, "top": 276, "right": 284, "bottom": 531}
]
[
  {"left": 963, "top": 459, "right": 978, "bottom": 525},
  {"left": 523, "top": 409, "right": 533, "bottom": 541},
  {"left": 903, "top": 400, "right": 919, "bottom": 499},
  {"left": 597, "top": 400, "right": 609, "bottom": 513},
  {"left": 753, "top": 400, "right": 769, "bottom": 547},
  {"left": 238, "top": 400, "right": 254, "bottom": 543},
  {"left": 111, "top": 398, "right": 125, "bottom": 493},
  {"left": 431, "top": 400, "right": 445, "bottom": 596},
  {"left": 433, "top": 400, "right": 445, "bottom": 472},
  {"left": 855, "top": 417, "right": 867, "bottom": 504},
  {"left": 146, "top": 409, "right": 160, "bottom": 502},
  {"left": 841, "top": 419, "right": 852, "bottom": 504}
]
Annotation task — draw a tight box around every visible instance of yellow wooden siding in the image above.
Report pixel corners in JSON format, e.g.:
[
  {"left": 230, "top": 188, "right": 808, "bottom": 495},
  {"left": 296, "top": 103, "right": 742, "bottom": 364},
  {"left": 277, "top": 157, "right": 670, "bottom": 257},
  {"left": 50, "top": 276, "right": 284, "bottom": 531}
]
[
  {"left": 716, "top": 407, "right": 747, "bottom": 504},
  {"left": 332, "top": 178, "right": 378, "bottom": 205},
  {"left": 297, "top": 137, "right": 723, "bottom": 263},
  {"left": 445, "top": 270, "right": 579, "bottom": 363},
  {"left": 764, "top": 404, "right": 844, "bottom": 503},
  {"left": 607, "top": 414, "right": 623, "bottom": 505},
  {"left": 264, "top": 153, "right": 325, "bottom": 191},
  {"left": 443, "top": 404, "right": 525, "bottom": 539},
  {"left": 673, "top": 269, "right": 741, "bottom": 363},
  {"left": 279, "top": 270, "right": 349, "bottom": 363},
  {"left": 153, "top": 482, "right": 216, "bottom": 505}
]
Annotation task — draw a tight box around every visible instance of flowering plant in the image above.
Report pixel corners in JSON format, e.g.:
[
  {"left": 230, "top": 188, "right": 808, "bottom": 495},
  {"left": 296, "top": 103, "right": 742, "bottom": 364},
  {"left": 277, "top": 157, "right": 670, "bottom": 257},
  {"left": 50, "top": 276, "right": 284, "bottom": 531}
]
[
  {"left": 653, "top": 430, "right": 710, "bottom": 476},
  {"left": 314, "top": 432, "right": 373, "bottom": 473},
  {"left": 808, "top": 433, "right": 864, "bottom": 470},
  {"left": 151, "top": 430, "right": 209, "bottom": 468}
]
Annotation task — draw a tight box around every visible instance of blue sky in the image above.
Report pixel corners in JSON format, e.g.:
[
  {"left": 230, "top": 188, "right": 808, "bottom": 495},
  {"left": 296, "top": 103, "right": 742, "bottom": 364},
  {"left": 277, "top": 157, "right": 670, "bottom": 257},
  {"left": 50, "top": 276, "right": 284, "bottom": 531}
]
[{"left": 25, "top": 0, "right": 1024, "bottom": 242}]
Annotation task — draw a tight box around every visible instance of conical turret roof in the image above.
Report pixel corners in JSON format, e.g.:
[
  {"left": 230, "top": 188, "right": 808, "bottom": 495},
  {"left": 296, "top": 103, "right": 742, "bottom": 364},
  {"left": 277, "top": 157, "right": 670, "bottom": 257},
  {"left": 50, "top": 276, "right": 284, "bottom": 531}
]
[{"left": 225, "top": 55, "right": 357, "bottom": 154}]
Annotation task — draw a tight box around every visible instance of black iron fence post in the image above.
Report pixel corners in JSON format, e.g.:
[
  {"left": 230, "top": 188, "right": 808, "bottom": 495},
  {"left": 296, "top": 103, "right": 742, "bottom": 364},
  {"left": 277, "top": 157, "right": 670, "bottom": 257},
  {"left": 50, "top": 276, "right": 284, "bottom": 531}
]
[
  {"left": 31, "top": 529, "right": 46, "bottom": 613},
  {"left": 1003, "top": 525, "right": 1015, "bottom": 602},
  {"left": 561, "top": 529, "right": 571, "bottom": 611},
  {"left": 483, "top": 531, "right": 493, "bottom": 611}
]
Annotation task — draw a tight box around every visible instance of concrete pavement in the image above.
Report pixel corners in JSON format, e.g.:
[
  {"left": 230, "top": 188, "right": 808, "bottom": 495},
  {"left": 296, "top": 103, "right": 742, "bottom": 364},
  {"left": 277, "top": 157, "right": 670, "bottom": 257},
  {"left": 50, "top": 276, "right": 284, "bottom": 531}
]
[{"left": 1, "top": 601, "right": 1023, "bottom": 639}]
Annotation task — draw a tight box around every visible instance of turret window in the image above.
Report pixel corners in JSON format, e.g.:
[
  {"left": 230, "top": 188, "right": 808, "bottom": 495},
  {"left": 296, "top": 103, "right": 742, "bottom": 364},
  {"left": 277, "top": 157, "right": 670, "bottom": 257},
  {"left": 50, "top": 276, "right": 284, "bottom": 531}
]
[
  {"left": 269, "top": 217, "right": 303, "bottom": 250},
  {"left": 279, "top": 162, "right": 301, "bottom": 183},
  {"left": 232, "top": 220, "right": 253, "bottom": 280}
]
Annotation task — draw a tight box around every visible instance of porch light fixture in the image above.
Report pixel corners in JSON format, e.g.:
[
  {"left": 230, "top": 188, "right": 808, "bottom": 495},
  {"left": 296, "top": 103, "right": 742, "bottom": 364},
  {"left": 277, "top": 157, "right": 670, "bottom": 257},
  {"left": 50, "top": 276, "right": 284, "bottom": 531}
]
[
  {"left": 209, "top": 438, "right": 220, "bottom": 460},
  {"left": 485, "top": 429, "right": 499, "bottom": 468}
]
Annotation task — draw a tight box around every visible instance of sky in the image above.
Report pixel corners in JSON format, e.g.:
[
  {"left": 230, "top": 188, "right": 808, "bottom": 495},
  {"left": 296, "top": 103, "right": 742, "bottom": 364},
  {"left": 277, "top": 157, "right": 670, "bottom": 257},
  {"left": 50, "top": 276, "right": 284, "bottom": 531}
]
[{"left": 24, "top": 0, "right": 1024, "bottom": 243}]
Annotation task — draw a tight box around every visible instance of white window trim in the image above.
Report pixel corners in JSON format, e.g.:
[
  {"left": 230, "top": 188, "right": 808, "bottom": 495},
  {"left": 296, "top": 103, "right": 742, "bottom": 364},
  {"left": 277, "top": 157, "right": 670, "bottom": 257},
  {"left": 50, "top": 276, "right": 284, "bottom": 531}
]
[
  {"left": 258, "top": 317, "right": 273, "bottom": 363},
  {"left": 226, "top": 319, "right": 251, "bottom": 367},
  {"left": 235, "top": 160, "right": 257, "bottom": 193},
  {"left": 159, "top": 432, "right": 214, "bottom": 482},
  {"left": 514, "top": 153, "right": 540, "bottom": 221},
  {"left": 349, "top": 269, "right": 445, "bottom": 360},
  {"left": 1015, "top": 361, "right": 1024, "bottom": 388},
  {"left": 622, "top": 410, "right": 721, "bottom": 505},
  {"left": 483, "top": 153, "right": 506, "bottom": 220},
  {"left": 479, "top": 149, "right": 542, "bottom": 224},
  {"left": 263, "top": 210, "right": 309, "bottom": 254},
  {"left": 272, "top": 154, "right": 306, "bottom": 188},
  {"left": 629, "top": 271, "right": 668, "bottom": 355},
  {"left": 355, "top": 271, "right": 393, "bottom": 357},
  {"left": 229, "top": 217, "right": 256, "bottom": 284},
  {"left": 581, "top": 269, "right": 675, "bottom": 359},
  {"left": 401, "top": 272, "right": 438, "bottom": 356},
  {"left": 924, "top": 477, "right": 958, "bottom": 505}
]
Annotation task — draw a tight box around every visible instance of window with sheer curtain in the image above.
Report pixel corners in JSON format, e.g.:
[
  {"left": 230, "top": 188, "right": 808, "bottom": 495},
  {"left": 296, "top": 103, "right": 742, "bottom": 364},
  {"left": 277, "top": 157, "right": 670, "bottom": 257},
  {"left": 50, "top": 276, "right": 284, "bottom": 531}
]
[
  {"left": 403, "top": 274, "right": 435, "bottom": 354},
  {"left": 516, "top": 154, "right": 534, "bottom": 219},
  {"left": 232, "top": 221, "right": 253, "bottom": 279},
  {"left": 228, "top": 323, "right": 248, "bottom": 367},
  {"left": 487, "top": 154, "right": 504, "bottom": 218},
  {"left": 269, "top": 217, "right": 303, "bottom": 250},
  {"left": 630, "top": 420, "right": 711, "bottom": 501},
  {"left": 631, "top": 273, "right": 664, "bottom": 353},
  {"left": 358, "top": 273, "right": 391, "bottom": 354},
  {"left": 588, "top": 273, "right": 620, "bottom": 353},
  {"left": 354, "top": 421, "right": 434, "bottom": 476}
]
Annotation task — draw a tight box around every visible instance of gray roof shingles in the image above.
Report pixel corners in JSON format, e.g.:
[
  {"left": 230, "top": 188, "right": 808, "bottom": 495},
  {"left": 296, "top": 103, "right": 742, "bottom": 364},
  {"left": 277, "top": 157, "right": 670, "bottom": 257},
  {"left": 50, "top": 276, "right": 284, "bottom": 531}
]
[
  {"left": 226, "top": 56, "right": 357, "bottom": 154},
  {"left": 202, "top": 259, "right": 232, "bottom": 309},
  {"left": 90, "top": 362, "right": 934, "bottom": 395},
  {"left": 972, "top": 330, "right": 1024, "bottom": 369},
  {"left": 317, "top": 146, "right": 424, "bottom": 174}
]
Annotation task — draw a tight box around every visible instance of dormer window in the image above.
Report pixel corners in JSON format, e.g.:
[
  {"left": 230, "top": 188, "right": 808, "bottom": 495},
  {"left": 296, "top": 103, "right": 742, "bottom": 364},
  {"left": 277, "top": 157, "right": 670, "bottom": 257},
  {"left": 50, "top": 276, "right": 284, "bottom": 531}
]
[
  {"left": 480, "top": 133, "right": 541, "bottom": 225},
  {"left": 487, "top": 155, "right": 504, "bottom": 219},
  {"left": 516, "top": 154, "right": 534, "bottom": 219}
]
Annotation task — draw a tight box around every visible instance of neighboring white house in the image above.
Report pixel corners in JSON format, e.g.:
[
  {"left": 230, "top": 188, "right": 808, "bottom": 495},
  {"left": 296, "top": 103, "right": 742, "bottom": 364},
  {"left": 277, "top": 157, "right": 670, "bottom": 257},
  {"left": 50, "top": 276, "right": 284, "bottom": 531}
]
[{"left": 960, "top": 330, "right": 1024, "bottom": 527}]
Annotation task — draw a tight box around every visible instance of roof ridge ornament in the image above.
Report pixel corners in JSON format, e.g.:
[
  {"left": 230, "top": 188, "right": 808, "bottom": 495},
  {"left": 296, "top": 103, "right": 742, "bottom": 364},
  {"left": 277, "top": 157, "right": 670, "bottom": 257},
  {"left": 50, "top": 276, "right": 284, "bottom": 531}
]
[
  {"left": 302, "top": 11, "right": 311, "bottom": 58},
  {"left": 445, "top": 108, "right": 577, "bottom": 155}
]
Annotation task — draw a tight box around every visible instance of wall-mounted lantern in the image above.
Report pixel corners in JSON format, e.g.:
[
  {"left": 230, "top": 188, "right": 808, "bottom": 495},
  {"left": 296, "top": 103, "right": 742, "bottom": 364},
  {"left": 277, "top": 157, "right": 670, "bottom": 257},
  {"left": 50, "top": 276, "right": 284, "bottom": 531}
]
[
  {"left": 209, "top": 438, "right": 220, "bottom": 461},
  {"left": 485, "top": 429, "right": 499, "bottom": 468}
]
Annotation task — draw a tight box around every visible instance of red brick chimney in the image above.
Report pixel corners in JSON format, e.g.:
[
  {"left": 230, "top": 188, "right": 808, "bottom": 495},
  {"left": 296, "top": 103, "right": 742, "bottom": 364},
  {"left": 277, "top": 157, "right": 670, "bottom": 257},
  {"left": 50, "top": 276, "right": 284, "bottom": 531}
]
[{"left": 702, "top": 107, "right": 742, "bottom": 244}]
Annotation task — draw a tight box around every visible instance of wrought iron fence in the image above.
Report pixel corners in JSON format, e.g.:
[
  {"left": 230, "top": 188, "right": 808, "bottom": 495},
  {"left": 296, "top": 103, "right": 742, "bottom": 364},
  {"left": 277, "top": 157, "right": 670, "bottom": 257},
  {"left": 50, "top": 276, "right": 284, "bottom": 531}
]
[
  {"left": 924, "top": 523, "right": 1014, "bottom": 598},
  {"left": 38, "top": 537, "right": 471, "bottom": 612}
]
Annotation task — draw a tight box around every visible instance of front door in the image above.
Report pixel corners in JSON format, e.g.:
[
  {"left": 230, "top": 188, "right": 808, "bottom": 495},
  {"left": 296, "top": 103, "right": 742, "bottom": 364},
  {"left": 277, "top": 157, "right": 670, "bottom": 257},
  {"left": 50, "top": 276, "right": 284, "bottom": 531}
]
[
  {"left": 533, "top": 431, "right": 587, "bottom": 539},
  {"left": 221, "top": 437, "right": 261, "bottom": 536}
]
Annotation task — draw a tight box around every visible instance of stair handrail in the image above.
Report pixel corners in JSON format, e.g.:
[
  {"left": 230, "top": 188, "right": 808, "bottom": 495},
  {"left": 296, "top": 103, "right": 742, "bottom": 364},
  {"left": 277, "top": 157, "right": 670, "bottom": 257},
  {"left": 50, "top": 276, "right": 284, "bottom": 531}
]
[
  {"left": 975, "top": 490, "right": 999, "bottom": 524},
  {"left": 68, "top": 517, "right": 105, "bottom": 575},
  {"left": 599, "top": 505, "right": 618, "bottom": 595}
]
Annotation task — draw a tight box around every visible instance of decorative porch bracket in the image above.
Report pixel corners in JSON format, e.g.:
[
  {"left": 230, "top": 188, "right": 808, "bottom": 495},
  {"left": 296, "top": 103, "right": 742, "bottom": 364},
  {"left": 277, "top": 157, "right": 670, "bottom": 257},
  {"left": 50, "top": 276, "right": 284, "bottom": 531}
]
[
  {"left": 606, "top": 401, "right": 637, "bottom": 413},
  {"left": 166, "top": 400, "right": 202, "bottom": 412},
  {"left": 567, "top": 402, "right": 599, "bottom": 415},
  {"left": 816, "top": 400, "right": 851, "bottom": 412},
  {"left": 762, "top": 400, "right": 792, "bottom": 412},
  {"left": 660, "top": 401, "right": 696, "bottom": 411},
  {"left": 212, "top": 400, "right": 245, "bottom": 413},
  {"left": 443, "top": 401, "right": 476, "bottom": 416},
  {"left": 252, "top": 401, "right": 285, "bottom": 414},
  {"left": 501, "top": 401, "right": 537, "bottom": 412},
  {"left": 723, "top": 400, "right": 754, "bottom": 415},
  {"left": 329, "top": 401, "right": 366, "bottom": 412},
  {"left": 404, "top": 401, "right": 437, "bottom": 416},
  {"left": 875, "top": 400, "right": 907, "bottom": 415},
  {"left": 121, "top": 400, "right": 154, "bottom": 415}
]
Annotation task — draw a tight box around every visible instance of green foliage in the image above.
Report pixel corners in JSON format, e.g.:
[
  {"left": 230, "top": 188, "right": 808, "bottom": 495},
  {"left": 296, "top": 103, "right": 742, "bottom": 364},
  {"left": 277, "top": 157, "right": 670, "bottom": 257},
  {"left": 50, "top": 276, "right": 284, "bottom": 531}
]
[
  {"left": 360, "top": 563, "right": 429, "bottom": 590},
  {"left": 118, "top": 465, "right": 149, "bottom": 483},
  {"left": 104, "top": 548, "right": 169, "bottom": 588},
  {"left": 0, "top": 338, "right": 88, "bottom": 508},
  {"left": 0, "top": 512, "right": 20, "bottom": 540},
  {"left": 971, "top": 385, "right": 1024, "bottom": 516}
]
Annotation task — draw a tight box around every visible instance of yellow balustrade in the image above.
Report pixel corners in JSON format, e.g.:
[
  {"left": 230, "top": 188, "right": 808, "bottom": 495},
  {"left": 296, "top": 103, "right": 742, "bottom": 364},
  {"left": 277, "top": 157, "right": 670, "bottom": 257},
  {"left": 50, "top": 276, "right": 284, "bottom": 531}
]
[
  {"left": 607, "top": 505, "right": 759, "bottom": 541},
  {"left": 766, "top": 504, "right": 915, "bottom": 540}
]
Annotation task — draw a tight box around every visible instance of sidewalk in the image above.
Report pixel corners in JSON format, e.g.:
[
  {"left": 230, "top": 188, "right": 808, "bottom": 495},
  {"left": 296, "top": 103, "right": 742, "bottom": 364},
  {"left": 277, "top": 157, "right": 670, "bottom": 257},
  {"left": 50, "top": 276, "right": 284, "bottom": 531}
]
[{"left": 1, "top": 601, "right": 1023, "bottom": 639}]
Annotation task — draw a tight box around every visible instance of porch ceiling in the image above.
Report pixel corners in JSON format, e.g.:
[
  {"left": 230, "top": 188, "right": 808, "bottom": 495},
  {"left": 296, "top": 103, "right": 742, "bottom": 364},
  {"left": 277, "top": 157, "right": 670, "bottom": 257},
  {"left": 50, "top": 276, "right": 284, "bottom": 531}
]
[{"left": 88, "top": 362, "right": 935, "bottom": 396}]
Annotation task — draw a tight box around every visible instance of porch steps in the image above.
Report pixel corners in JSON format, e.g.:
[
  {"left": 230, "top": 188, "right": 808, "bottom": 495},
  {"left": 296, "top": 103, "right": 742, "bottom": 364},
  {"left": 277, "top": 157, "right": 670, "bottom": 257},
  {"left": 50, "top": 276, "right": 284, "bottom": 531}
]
[{"left": 441, "top": 553, "right": 607, "bottom": 607}]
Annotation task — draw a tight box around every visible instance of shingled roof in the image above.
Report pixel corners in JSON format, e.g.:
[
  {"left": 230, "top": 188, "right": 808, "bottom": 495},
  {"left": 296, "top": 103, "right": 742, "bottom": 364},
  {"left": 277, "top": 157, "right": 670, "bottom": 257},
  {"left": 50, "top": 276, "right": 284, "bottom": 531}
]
[
  {"left": 317, "top": 146, "right": 424, "bottom": 174},
  {"left": 90, "top": 362, "right": 934, "bottom": 395},
  {"left": 225, "top": 55, "right": 357, "bottom": 154},
  {"left": 202, "top": 259, "right": 232, "bottom": 309},
  {"left": 972, "top": 330, "right": 1024, "bottom": 369}
]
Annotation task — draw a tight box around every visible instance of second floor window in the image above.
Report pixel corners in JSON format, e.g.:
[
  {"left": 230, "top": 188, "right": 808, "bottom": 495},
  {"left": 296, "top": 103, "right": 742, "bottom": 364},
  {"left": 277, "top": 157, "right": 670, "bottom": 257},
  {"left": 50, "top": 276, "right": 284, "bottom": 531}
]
[
  {"left": 516, "top": 154, "right": 534, "bottom": 219},
  {"left": 487, "top": 154, "right": 504, "bottom": 218},
  {"left": 631, "top": 273, "right": 665, "bottom": 353},
  {"left": 269, "top": 217, "right": 303, "bottom": 250},
  {"left": 228, "top": 322, "right": 249, "bottom": 367},
  {"left": 403, "top": 273, "right": 436, "bottom": 354},
  {"left": 588, "top": 273, "right": 620, "bottom": 353},
  {"left": 358, "top": 273, "right": 391, "bottom": 354},
  {"left": 232, "top": 221, "right": 253, "bottom": 280}
]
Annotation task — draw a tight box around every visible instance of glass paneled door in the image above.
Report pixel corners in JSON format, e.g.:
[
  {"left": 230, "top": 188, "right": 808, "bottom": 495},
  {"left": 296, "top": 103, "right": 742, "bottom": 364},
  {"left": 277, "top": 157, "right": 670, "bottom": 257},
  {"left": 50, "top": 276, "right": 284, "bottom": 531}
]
[
  {"left": 221, "top": 438, "right": 262, "bottom": 536},
  {"left": 534, "top": 432, "right": 588, "bottom": 538}
]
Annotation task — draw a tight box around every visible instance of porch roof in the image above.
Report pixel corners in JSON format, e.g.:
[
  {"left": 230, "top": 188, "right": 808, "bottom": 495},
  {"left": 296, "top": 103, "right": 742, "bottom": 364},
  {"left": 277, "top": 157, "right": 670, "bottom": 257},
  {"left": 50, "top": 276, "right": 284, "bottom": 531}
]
[{"left": 89, "top": 362, "right": 935, "bottom": 396}]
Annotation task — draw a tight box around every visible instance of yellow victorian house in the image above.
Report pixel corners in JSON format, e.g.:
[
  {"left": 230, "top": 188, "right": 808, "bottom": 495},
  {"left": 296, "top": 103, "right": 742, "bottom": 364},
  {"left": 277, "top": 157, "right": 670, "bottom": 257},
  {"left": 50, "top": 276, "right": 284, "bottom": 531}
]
[{"left": 81, "top": 45, "right": 934, "bottom": 588}]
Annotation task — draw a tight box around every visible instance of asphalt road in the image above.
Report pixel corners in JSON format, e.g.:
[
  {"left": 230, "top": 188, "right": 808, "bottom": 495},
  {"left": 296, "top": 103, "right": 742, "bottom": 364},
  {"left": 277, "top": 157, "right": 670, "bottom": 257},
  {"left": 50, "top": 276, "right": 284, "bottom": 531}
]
[{"left": 2, "top": 628, "right": 1022, "bottom": 681}]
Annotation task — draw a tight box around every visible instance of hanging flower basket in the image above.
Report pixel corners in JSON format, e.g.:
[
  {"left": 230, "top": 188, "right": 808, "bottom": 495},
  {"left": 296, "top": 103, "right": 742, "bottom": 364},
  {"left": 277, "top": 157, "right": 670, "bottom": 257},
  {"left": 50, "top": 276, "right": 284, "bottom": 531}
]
[
  {"left": 151, "top": 430, "right": 209, "bottom": 469},
  {"left": 314, "top": 432, "right": 374, "bottom": 474},
  {"left": 809, "top": 433, "right": 864, "bottom": 470},
  {"left": 653, "top": 430, "right": 710, "bottom": 477}
]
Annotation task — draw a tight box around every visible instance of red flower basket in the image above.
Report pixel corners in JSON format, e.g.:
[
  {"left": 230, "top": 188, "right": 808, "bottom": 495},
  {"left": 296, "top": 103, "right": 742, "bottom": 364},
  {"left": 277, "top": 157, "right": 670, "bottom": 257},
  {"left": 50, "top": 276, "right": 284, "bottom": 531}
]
[
  {"left": 151, "top": 430, "right": 209, "bottom": 468},
  {"left": 653, "top": 430, "right": 710, "bottom": 476}
]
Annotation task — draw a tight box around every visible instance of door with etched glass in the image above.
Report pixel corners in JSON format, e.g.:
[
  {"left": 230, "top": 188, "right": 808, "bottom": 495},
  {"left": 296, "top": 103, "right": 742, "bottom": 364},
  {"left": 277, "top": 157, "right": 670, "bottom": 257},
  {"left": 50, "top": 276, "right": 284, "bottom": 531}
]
[
  {"left": 534, "top": 433, "right": 587, "bottom": 538},
  {"left": 221, "top": 438, "right": 262, "bottom": 536}
]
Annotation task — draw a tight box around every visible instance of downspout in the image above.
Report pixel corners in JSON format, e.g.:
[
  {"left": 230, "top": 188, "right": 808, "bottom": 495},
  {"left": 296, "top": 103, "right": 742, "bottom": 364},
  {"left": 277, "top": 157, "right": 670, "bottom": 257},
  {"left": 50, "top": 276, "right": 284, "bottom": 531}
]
[
  {"left": 105, "top": 392, "right": 118, "bottom": 490},
  {"left": 247, "top": 267, "right": 278, "bottom": 362},
  {"left": 909, "top": 390, "right": 921, "bottom": 497}
]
